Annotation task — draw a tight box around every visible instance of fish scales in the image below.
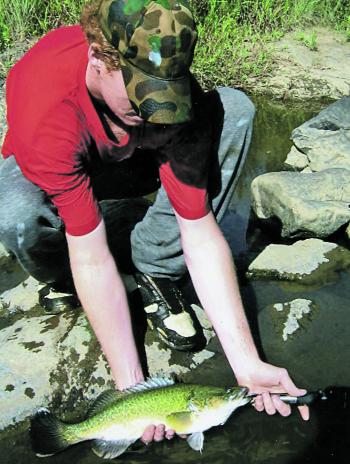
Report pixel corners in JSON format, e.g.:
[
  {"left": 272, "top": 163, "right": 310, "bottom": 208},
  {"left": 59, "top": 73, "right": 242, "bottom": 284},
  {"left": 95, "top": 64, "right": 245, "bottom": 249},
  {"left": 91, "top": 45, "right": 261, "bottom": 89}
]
[{"left": 65, "top": 384, "right": 225, "bottom": 440}]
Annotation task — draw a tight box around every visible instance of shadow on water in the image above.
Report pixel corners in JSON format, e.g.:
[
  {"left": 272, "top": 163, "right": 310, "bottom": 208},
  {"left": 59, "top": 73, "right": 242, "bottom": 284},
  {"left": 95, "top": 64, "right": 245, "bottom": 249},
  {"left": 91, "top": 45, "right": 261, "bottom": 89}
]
[{"left": 3, "top": 96, "right": 350, "bottom": 463}]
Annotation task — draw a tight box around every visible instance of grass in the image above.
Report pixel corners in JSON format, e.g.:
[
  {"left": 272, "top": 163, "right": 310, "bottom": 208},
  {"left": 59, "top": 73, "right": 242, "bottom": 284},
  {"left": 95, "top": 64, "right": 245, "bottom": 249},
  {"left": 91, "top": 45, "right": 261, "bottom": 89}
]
[
  {"left": 295, "top": 31, "right": 318, "bottom": 51},
  {"left": 190, "top": 0, "right": 350, "bottom": 88},
  {"left": 0, "top": 0, "right": 349, "bottom": 86}
]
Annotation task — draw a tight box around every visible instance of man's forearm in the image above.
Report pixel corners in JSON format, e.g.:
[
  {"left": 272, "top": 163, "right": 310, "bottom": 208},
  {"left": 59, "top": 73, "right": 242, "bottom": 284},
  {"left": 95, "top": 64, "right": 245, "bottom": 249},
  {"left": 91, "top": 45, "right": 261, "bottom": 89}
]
[
  {"left": 66, "top": 222, "right": 143, "bottom": 390},
  {"left": 178, "top": 212, "right": 260, "bottom": 377}
]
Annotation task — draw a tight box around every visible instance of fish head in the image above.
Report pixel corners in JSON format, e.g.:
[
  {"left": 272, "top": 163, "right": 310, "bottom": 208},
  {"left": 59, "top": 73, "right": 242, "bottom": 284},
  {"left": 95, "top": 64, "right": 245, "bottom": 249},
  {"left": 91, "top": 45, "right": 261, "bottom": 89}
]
[{"left": 191, "top": 386, "right": 249, "bottom": 410}]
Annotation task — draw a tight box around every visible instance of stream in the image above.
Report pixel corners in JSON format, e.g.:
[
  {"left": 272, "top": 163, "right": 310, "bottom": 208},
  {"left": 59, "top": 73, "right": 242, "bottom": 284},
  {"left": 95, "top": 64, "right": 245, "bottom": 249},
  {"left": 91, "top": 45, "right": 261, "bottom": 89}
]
[{"left": 1, "top": 96, "right": 350, "bottom": 464}]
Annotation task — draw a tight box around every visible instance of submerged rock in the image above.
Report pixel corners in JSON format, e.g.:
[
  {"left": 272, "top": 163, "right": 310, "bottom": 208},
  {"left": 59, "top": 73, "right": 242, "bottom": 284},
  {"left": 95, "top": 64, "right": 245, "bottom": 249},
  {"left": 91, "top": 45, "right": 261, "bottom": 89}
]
[
  {"left": 264, "top": 299, "right": 316, "bottom": 342},
  {"left": 251, "top": 168, "right": 350, "bottom": 238},
  {"left": 285, "top": 96, "right": 350, "bottom": 172},
  {"left": 247, "top": 238, "right": 350, "bottom": 285}
]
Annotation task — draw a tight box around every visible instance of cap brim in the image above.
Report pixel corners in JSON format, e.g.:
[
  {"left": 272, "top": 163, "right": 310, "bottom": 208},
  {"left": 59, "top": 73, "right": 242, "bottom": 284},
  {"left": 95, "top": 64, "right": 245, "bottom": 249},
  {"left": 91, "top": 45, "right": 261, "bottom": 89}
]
[{"left": 120, "top": 55, "right": 193, "bottom": 124}]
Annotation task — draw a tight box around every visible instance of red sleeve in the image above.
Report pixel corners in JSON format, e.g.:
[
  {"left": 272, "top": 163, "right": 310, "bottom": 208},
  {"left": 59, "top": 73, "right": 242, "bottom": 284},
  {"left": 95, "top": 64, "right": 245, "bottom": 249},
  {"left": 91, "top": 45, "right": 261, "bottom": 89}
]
[
  {"left": 159, "top": 161, "right": 210, "bottom": 219},
  {"left": 13, "top": 102, "right": 101, "bottom": 236}
]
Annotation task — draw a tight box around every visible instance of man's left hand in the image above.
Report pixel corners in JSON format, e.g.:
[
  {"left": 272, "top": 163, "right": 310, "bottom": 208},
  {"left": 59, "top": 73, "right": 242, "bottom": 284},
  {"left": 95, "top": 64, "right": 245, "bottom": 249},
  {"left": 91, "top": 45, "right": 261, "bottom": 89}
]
[{"left": 236, "top": 359, "right": 310, "bottom": 421}]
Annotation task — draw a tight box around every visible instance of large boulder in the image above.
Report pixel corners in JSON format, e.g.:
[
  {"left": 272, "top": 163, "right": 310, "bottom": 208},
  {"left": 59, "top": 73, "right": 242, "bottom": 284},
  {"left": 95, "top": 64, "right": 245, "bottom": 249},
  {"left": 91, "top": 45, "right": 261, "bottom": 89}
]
[
  {"left": 285, "top": 97, "right": 350, "bottom": 172},
  {"left": 251, "top": 168, "right": 350, "bottom": 238}
]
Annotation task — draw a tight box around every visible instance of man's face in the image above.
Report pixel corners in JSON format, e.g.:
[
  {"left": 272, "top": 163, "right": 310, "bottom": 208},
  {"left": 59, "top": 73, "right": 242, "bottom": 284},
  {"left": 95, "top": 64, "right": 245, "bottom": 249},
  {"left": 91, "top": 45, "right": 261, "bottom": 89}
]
[{"left": 98, "top": 63, "right": 144, "bottom": 127}]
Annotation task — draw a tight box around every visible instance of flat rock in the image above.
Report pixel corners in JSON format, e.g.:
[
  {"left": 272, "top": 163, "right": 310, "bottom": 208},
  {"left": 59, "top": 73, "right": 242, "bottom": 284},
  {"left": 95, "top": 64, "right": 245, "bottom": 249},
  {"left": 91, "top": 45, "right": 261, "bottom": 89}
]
[
  {"left": 247, "top": 238, "right": 350, "bottom": 284},
  {"left": 0, "top": 311, "right": 113, "bottom": 430},
  {"left": 251, "top": 168, "right": 350, "bottom": 238}
]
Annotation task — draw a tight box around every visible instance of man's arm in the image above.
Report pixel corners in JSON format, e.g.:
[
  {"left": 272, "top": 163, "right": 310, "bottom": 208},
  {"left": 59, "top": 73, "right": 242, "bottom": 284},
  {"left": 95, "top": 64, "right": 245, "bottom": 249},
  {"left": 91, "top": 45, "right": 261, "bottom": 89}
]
[
  {"left": 66, "top": 219, "right": 176, "bottom": 442},
  {"left": 176, "top": 210, "right": 309, "bottom": 420},
  {"left": 66, "top": 219, "right": 143, "bottom": 391}
]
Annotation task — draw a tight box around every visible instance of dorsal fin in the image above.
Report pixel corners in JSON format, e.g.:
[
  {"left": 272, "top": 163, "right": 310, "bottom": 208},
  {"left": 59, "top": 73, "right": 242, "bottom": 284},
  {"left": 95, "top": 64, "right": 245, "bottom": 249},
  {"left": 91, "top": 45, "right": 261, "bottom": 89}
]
[
  {"left": 124, "top": 375, "right": 175, "bottom": 394},
  {"left": 86, "top": 389, "right": 127, "bottom": 418}
]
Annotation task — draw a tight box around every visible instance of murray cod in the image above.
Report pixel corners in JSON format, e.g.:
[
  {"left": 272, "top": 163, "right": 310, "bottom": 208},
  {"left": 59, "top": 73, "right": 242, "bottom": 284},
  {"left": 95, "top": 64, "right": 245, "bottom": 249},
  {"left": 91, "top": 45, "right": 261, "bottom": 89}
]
[{"left": 30, "top": 377, "right": 249, "bottom": 459}]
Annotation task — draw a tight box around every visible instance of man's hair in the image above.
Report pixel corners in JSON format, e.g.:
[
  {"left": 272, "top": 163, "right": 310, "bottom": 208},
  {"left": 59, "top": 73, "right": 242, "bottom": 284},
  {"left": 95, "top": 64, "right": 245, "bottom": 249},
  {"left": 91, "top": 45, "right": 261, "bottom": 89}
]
[{"left": 80, "top": 0, "right": 120, "bottom": 71}]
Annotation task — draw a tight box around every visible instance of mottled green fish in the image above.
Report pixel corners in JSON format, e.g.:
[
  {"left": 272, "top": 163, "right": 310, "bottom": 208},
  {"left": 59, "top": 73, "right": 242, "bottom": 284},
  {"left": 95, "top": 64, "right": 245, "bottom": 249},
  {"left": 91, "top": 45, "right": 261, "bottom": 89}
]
[{"left": 30, "top": 377, "right": 249, "bottom": 459}]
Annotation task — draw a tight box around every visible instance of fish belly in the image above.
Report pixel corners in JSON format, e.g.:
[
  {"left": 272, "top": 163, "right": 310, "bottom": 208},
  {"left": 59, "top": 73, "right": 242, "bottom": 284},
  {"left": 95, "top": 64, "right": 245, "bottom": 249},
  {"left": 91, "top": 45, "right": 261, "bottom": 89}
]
[{"left": 92, "top": 416, "right": 167, "bottom": 442}]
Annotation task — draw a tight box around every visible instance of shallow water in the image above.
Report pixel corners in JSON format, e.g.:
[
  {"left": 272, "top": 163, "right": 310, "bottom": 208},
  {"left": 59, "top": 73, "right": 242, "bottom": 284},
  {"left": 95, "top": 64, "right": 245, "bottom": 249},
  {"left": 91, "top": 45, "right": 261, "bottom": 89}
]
[{"left": 2, "top": 96, "right": 350, "bottom": 464}]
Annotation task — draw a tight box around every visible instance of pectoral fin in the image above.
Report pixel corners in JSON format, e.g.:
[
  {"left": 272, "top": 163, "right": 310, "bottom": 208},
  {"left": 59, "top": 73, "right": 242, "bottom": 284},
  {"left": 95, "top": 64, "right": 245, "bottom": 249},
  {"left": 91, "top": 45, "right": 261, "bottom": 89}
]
[
  {"left": 187, "top": 432, "right": 204, "bottom": 452},
  {"left": 166, "top": 411, "right": 194, "bottom": 432},
  {"left": 92, "top": 439, "right": 135, "bottom": 459}
]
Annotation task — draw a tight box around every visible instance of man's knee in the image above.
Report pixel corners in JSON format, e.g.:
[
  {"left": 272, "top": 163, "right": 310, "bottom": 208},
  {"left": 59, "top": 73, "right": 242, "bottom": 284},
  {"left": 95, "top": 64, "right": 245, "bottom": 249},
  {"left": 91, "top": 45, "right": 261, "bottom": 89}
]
[
  {"left": 0, "top": 161, "right": 59, "bottom": 255},
  {"left": 0, "top": 202, "right": 41, "bottom": 257},
  {"left": 217, "top": 87, "right": 256, "bottom": 122}
]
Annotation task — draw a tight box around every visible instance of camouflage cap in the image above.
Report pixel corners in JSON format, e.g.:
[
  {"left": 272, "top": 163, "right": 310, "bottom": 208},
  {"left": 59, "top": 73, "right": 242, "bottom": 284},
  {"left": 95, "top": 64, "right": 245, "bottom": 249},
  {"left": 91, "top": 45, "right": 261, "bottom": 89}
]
[{"left": 98, "top": 0, "right": 197, "bottom": 124}]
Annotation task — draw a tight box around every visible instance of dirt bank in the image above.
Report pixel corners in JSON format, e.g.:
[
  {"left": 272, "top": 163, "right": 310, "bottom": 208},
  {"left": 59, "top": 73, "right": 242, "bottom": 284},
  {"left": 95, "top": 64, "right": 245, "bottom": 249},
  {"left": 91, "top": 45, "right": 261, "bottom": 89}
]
[{"left": 247, "top": 27, "right": 350, "bottom": 100}]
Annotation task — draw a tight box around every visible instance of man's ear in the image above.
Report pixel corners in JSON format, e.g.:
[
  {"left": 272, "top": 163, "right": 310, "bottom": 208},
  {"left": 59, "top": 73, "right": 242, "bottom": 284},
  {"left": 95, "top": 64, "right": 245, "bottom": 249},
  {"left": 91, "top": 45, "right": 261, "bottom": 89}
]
[{"left": 88, "top": 44, "right": 103, "bottom": 72}]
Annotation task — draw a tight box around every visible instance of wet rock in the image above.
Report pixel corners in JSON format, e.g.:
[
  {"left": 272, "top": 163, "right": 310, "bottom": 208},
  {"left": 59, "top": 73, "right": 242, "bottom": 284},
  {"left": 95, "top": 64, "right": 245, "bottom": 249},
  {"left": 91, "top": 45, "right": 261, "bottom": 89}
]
[
  {"left": 0, "top": 309, "right": 117, "bottom": 429},
  {"left": 285, "top": 97, "right": 350, "bottom": 172},
  {"left": 251, "top": 169, "right": 350, "bottom": 238},
  {"left": 263, "top": 299, "right": 316, "bottom": 342},
  {"left": 247, "top": 238, "right": 350, "bottom": 284},
  {"left": 1, "top": 277, "right": 41, "bottom": 316}
]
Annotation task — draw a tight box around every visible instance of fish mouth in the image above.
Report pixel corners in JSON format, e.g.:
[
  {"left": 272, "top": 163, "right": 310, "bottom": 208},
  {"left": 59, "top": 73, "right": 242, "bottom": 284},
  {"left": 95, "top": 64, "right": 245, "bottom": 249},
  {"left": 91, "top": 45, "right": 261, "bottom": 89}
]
[
  {"left": 239, "top": 386, "right": 251, "bottom": 404},
  {"left": 227, "top": 386, "right": 250, "bottom": 402}
]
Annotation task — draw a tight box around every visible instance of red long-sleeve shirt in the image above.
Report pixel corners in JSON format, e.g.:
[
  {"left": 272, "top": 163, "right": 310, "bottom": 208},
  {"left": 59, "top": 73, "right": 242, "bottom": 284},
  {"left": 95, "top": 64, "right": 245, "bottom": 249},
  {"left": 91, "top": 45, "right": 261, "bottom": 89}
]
[{"left": 2, "top": 26, "right": 210, "bottom": 235}]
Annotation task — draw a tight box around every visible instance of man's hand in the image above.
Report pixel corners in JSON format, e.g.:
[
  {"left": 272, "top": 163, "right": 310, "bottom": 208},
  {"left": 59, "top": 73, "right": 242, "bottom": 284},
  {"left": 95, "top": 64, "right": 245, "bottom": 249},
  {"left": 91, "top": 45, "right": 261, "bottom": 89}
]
[
  {"left": 141, "top": 425, "right": 175, "bottom": 444},
  {"left": 236, "top": 359, "right": 310, "bottom": 421}
]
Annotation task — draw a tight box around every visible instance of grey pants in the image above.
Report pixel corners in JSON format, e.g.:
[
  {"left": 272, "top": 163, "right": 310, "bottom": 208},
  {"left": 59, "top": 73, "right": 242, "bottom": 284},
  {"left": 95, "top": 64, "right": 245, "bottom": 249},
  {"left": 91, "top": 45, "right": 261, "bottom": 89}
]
[{"left": 0, "top": 88, "right": 255, "bottom": 287}]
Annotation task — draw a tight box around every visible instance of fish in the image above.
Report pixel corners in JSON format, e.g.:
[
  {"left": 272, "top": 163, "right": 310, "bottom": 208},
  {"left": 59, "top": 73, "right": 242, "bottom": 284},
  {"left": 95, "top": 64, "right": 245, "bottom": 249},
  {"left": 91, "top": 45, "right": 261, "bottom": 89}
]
[{"left": 30, "top": 376, "right": 249, "bottom": 459}]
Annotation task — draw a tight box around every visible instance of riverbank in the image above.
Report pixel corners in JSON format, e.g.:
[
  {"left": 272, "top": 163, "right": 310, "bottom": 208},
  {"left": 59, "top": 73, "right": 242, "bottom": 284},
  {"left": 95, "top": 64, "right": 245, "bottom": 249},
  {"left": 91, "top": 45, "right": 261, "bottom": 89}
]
[{"left": 246, "top": 27, "right": 350, "bottom": 100}]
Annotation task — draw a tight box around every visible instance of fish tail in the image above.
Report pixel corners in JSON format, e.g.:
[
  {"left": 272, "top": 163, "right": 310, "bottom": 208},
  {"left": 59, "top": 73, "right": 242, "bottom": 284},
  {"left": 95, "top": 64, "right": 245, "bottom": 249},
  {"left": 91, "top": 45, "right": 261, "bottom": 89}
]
[{"left": 30, "top": 408, "right": 71, "bottom": 457}]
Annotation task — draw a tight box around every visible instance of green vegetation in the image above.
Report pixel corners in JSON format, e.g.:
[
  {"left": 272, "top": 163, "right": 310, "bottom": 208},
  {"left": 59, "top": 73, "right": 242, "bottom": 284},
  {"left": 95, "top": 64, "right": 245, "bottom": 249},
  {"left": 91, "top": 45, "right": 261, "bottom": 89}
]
[
  {"left": 295, "top": 31, "right": 318, "bottom": 51},
  {"left": 191, "top": 0, "right": 350, "bottom": 88},
  {"left": 0, "top": 0, "right": 349, "bottom": 85}
]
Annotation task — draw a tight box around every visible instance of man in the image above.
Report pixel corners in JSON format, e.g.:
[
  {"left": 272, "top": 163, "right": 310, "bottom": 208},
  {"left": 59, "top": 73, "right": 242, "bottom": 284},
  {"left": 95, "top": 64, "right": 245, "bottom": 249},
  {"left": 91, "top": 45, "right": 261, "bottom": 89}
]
[{"left": 0, "top": 0, "right": 308, "bottom": 443}]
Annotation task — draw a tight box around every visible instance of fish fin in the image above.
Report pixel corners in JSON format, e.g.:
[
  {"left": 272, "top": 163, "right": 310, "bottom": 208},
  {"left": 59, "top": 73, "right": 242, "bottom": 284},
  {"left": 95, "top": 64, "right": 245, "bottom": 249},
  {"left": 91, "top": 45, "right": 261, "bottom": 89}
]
[
  {"left": 188, "top": 401, "right": 199, "bottom": 413},
  {"left": 187, "top": 432, "right": 204, "bottom": 453},
  {"left": 125, "top": 375, "right": 175, "bottom": 394},
  {"left": 30, "top": 409, "right": 71, "bottom": 457},
  {"left": 86, "top": 389, "right": 126, "bottom": 418},
  {"left": 166, "top": 411, "right": 194, "bottom": 431},
  {"left": 92, "top": 439, "right": 135, "bottom": 459}
]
